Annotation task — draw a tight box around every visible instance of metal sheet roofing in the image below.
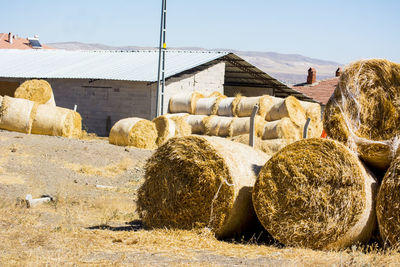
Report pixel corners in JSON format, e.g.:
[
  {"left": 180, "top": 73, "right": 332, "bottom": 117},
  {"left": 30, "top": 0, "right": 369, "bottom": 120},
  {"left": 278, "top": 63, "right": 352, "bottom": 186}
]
[{"left": 0, "top": 49, "right": 228, "bottom": 81}]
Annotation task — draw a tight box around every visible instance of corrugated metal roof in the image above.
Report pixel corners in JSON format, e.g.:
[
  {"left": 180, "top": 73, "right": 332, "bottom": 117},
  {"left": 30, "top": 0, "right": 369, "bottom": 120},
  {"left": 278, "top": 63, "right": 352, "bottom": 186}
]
[{"left": 0, "top": 49, "right": 228, "bottom": 81}]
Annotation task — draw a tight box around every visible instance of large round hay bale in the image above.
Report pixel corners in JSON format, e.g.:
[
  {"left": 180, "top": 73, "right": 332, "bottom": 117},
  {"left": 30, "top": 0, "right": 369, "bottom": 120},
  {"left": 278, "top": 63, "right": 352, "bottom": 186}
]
[
  {"left": 253, "top": 138, "right": 377, "bottom": 250},
  {"left": 0, "top": 96, "right": 37, "bottom": 134},
  {"left": 376, "top": 155, "right": 400, "bottom": 247},
  {"left": 109, "top": 118, "right": 157, "bottom": 149},
  {"left": 14, "top": 79, "right": 56, "bottom": 106},
  {"left": 137, "top": 135, "right": 270, "bottom": 238},
  {"left": 229, "top": 134, "right": 291, "bottom": 156},
  {"left": 262, "top": 117, "right": 301, "bottom": 140},
  {"left": 265, "top": 96, "right": 306, "bottom": 127},
  {"left": 168, "top": 91, "right": 204, "bottom": 114},
  {"left": 217, "top": 97, "right": 235, "bottom": 116},
  {"left": 31, "top": 105, "right": 74, "bottom": 137},
  {"left": 185, "top": 114, "right": 207, "bottom": 134},
  {"left": 153, "top": 115, "right": 191, "bottom": 145},
  {"left": 204, "top": 115, "right": 235, "bottom": 137},
  {"left": 230, "top": 116, "right": 265, "bottom": 137},
  {"left": 323, "top": 59, "right": 400, "bottom": 169}
]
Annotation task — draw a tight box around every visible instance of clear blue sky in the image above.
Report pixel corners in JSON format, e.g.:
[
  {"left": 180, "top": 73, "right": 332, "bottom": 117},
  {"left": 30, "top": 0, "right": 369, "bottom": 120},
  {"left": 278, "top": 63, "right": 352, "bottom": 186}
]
[{"left": 2, "top": 0, "right": 399, "bottom": 64}]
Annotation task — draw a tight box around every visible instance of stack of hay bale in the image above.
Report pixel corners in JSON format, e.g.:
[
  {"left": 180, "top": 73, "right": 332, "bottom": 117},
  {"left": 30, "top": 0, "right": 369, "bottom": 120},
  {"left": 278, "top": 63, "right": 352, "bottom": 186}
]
[
  {"left": 165, "top": 91, "right": 323, "bottom": 155},
  {"left": 137, "top": 59, "right": 400, "bottom": 251},
  {"left": 0, "top": 79, "right": 82, "bottom": 138}
]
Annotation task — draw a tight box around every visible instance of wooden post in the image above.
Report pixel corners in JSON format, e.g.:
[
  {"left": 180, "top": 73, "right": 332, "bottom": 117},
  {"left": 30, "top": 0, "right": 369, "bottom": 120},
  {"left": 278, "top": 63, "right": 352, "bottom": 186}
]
[{"left": 249, "top": 104, "right": 259, "bottom": 148}]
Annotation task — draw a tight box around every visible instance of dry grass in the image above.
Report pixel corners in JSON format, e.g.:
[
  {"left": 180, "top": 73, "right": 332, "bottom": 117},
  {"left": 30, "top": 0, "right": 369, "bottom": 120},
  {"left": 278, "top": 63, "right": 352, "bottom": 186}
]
[{"left": 64, "top": 158, "right": 133, "bottom": 177}]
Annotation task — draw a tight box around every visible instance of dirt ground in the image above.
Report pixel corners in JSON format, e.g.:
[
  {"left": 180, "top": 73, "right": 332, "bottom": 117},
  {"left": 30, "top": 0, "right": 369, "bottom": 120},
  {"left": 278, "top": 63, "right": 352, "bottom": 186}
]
[{"left": 0, "top": 129, "right": 400, "bottom": 266}]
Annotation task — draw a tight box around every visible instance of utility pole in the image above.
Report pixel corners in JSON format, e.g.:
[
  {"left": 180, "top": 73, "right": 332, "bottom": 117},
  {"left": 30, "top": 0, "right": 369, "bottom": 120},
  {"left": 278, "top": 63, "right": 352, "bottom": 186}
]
[{"left": 156, "top": 0, "right": 167, "bottom": 117}]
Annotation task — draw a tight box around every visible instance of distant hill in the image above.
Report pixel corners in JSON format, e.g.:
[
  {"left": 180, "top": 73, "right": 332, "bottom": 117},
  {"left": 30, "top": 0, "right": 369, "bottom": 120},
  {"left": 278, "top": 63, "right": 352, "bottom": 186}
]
[{"left": 48, "top": 42, "right": 343, "bottom": 84}]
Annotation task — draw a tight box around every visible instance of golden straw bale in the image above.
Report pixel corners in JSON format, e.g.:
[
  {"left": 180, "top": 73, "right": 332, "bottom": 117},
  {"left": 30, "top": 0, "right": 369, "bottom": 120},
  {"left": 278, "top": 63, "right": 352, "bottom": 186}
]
[
  {"left": 262, "top": 117, "right": 302, "bottom": 140},
  {"left": 235, "top": 96, "right": 275, "bottom": 118},
  {"left": 258, "top": 95, "right": 275, "bottom": 118},
  {"left": 265, "top": 96, "right": 306, "bottom": 127},
  {"left": 185, "top": 114, "right": 207, "bottom": 134},
  {"left": 168, "top": 91, "right": 204, "bottom": 114},
  {"left": 206, "top": 91, "right": 225, "bottom": 98},
  {"left": 0, "top": 96, "right": 37, "bottom": 134},
  {"left": 71, "top": 111, "right": 82, "bottom": 138},
  {"left": 14, "top": 79, "right": 56, "bottom": 106},
  {"left": 31, "top": 105, "right": 75, "bottom": 137},
  {"left": 217, "top": 97, "right": 236, "bottom": 116},
  {"left": 376, "top": 155, "right": 400, "bottom": 247},
  {"left": 253, "top": 138, "right": 377, "bottom": 250},
  {"left": 299, "top": 100, "right": 323, "bottom": 138},
  {"left": 229, "top": 134, "right": 291, "bottom": 156},
  {"left": 204, "top": 115, "right": 235, "bottom": 137},
  {"left": 231, "top": 95, "right": 243, "bottom": 117},
  {"left": 230, "top": 116, "right": 265, "bottom": 137},
  {"left": 323, "top": 59, "right": 400, "bottom": 169},
  {"left": 137, "top": 135, "right": 270, "bottom": 238},
  {"left": 153, "top": 115, "right": 191, "bottom": 145},
  {"left": 109, "top": 118, "right": 157, "bottom": 149}
]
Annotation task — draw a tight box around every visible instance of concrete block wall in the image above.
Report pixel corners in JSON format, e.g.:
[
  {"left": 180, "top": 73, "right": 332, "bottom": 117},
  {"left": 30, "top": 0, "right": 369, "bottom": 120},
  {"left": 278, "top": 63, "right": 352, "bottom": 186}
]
[
  {"left": 47, "top": 79, "right": 153, "bottom": 136},
  {"left": 163, "top": 62, "right": 225, "bottom": 114}
]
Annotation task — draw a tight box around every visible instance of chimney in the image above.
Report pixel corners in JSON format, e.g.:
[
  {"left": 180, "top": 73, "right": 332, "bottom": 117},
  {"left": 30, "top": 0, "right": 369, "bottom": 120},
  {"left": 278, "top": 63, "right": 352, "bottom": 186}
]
[
  {"left": 307, "top": 67, "right": 316, "bottom": 84},
  {"left": 336, "top": 67, "right": 342, "bottom": 77},
  {"left": 8, "top": 32, "right": 12, "bottom": 44}
]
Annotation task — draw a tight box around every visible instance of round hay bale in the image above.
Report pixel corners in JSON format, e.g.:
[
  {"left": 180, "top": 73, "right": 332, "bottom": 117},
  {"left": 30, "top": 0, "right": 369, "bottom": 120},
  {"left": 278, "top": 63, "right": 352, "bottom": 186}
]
[
  {"left": 265, "top": 96, "right": 306, "bottom": 127},
  {"left": 299, "top": 101, "right": 323, "bottom": 138},
  {"left": 0, "top": 96, "right": 37, "bottom": 134},
  {"left": 109, "top": 118, "right": 157, "bottom": 149},
  {"left": 262, "top": 117, "right": 301, "bottom": 140},
  {"left": 376, "top": 155, "right": 400, "bottom": 247},
  {"left": 31, "top": 105, "right": 74, "bottom": 137},
  {"left": 164, "top": 113, "right": 189, "bottom": 119},
  {"left": 253, "top": 138, "right": 377, "bottom": 250},
  {"left": 204, "top": 115, "right": 235, "bottom": 137},
  {"left": 217, "top": 97, "right": 235, "bottom": 116},
  {"left": 229, "top": 134, "right": 291, "bottom": 156},
  {"left": 137, "top": 135, "right": 270, "bottom": 238},
  {"left": 14, "top": 79, "right": 56, "bottom": 106},
  {"left": 235, "top": 96, "right": 274, "bottom": 118},
  {"left": 206, "top": 91, "right": 225, "bottom": 98},
  {"left": 230, "top": 116, "right": 265, "bottom": 137},
  {"left": 168, "top": 91, "right": 204, "bottom": 114},
  {"left": 71, "top": 111, "right": 82, "bottom": 138},
  {"left": 153, "top": 115, "right": 191, "bottom": 145},
  {"left": 323, "top": 59, "right": 400, "bottom": 169},
  {"left": 185, "top": 114, "right": 207, "bottom": 134},
  {"left": 195, "top": 95, "right": 226, "bottom": 115}
]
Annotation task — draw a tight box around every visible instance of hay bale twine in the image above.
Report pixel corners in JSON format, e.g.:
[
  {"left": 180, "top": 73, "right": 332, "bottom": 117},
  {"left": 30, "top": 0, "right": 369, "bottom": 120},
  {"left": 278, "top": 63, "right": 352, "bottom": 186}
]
[
  {"left": 31, "top": 105, "right": 74, "bottom": 137},
  {"left": 153, "top": 115, "right": 191, "bottom": 145},
  {"left": 262, "top": 117, "right": 301, "bottom": 140},
  {"left": 0, "top": 96, "right": 37, "bottom": 134},
  {"left": 230, "top": 116, "right": 265, "bottom": 137},
  {"left": 376, "top": 155, "right": 400, "bottom": 247},
  {"left": 204, "top": 115, "right": 235, "bottom": 137},
  {"left": 137, "top": 135, "right": 270, "bottom": 238},
  {"left": 109, "top": 118, "right": 157, "bottom": 149},
  {"left": 265, "top": 96, "right": 306, "bottom": 127},
  {"left": 253, "top": 138, "right": 377, "bottom": 250},
  {"left": 323, "top": 59, "right": 400, "bottom": 169},
  {"left": 14, "top": 79, "right": 56, "bottom": 106},
  {"left": 185, "top": 114, "right": 207, "bottom": 134},
  {"left": 168, "top": 91, "right": 204, "bottom": 114}
]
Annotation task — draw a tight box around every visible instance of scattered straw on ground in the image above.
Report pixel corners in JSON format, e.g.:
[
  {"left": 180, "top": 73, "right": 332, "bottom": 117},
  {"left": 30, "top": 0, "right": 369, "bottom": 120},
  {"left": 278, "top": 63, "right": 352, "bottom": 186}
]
[{"left": 64, "top": 158, "right": 133, "bottom": 177}]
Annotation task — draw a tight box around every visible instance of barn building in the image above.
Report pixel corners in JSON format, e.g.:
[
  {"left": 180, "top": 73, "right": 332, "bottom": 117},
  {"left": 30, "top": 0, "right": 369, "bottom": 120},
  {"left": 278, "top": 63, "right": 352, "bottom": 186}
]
[{"left": 0, "top": 49, "right": 313, "bottom": 136}]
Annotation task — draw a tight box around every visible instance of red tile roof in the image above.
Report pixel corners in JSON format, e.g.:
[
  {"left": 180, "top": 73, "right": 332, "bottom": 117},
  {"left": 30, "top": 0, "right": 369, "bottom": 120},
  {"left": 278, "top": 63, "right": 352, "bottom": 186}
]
[
  {"left": 0, "top": 33, "right": 52, "bottom": 49},
  {"left": 292, "top": 77, "right": 338, "bottom": 105}
]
